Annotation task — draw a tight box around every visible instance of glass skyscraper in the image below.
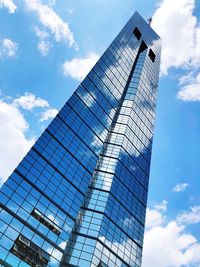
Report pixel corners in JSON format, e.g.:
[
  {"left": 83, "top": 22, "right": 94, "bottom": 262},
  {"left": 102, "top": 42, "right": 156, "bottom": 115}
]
[{"left": 0, "top": 11, "right": 161, "bottom": 267}]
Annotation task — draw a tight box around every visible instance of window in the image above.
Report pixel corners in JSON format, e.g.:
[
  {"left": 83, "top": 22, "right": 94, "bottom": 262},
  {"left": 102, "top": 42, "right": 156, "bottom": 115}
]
[
  {"left": 11, "top": 234, "right": 50, "bottom": 267},
  {"left": 148, "top": 49, "right": 156, "bottom": 62},
  {"left": 133, "top": 27, "right": 141, "bottom": 40},
  {"left": 31, "top": 208, "right": 61, "bottom": 235}
]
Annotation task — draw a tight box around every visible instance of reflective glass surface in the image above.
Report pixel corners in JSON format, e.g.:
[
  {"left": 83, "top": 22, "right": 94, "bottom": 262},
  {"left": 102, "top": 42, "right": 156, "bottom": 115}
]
[{"left": 0, "top": 11, "right": 161, "bottom": 267}]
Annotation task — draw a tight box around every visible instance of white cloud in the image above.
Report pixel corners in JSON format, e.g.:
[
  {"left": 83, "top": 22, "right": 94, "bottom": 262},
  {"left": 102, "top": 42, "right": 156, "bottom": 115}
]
[
  {"left": 63, "top": 52, "right": 99, "bottom": 81},
  {"left": 39, "top": 108, "right": 58, "bottom": 122},
  {"left": 154, "top": 200, "right": 168, "bottom": 211},
  {"left": 152, "top": 0, "right": 200, "bottom": 103},
  {"left": 0, "top": 99, "right": 35, "bottom": 185},
  {"left": 183, "top": 243, "right": 200, "bottom": 264},
  {"left": 13, "top": 92, "right": 58, "bottom": 123},
  {"left": 13, "top": 92, "right": 49, "bottom": 110},
  {"left": 145, "top": 200, "right": 167, "bottom": 229},
  {"left": 25, "top": 0, "right": 76, "bottom": 48},
  {"left": 143, "top": 203, "right": 200, "bottom": 267},
  {"left": 177, "top": 206, "right": 200, "bottom": 225},
  {"left": 0, "top": 92, "right": 58, "bottom": 186},
  {"left": 0, "top": 38, "right": 18, "bottom": 59},
  {"left": 173, "top": 183, "right": 189, "bottom": 192},
  {"left": 145, "top": 208, "right": 165, "bottom": 229},
  {"left": 179, "top": 72, "right": 195, "bottom": 86},
  {"left": 177, "top": 72, "right": 200, "bottom": 101},
  {"left": 35, "top": 27, "right": 49, "bottom": 40},
  {"left": 35, "top": 27, "right": 51, "bottom": 56},
  {"left": 143, "top": 221, "right": 197, "bottom": 267},
  {"left": 38, "top": 40, "right": 51, "bottom": 56},
  {"left": 152, "top": 0, "right": 200, "bottom": 75},
  {"left": 0, "top": 0, "right": 17, "bottom": 14}
]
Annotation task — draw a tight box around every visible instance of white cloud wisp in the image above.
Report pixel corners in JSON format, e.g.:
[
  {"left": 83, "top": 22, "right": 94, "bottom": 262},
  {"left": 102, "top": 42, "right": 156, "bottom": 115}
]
[
  {"left": 40, "top": 108, "right": 58, "bottom": 122},
  {"left": 63, "top": 53, "right": 99, "bottom": 81},
  {"left": 143, "top": 201, "right": 200, "bottom": 267},
  {"left": 177, "top": 206, "right": 200, "bottom": 225},
  {"left": 152, "top": 0, "right": 200, "bottom": 102},
  {"left": 0, "top": 92, "right": 58, "bottom": 185},
  {"left": 152, "top": 0, "right": 200, "bottom": 75},
  {"left": 173, "top": 183, "right": 189, "bottom": 192},
  {"left": 35, "top": 27, "right": 51, "bottom": 56},
  {"left": 13, "top": 92, "right": 49, "bottom": 110},
  {"left": 25, "top": 0, "right": 77, "bottom": 49},
  {"left": 0, "top": 0, "right": 17, "bottom": 14},
  {"left": 178, "top": 72, "right": 200, "bottom": 101},
  {"left": 0, "top": 99, "right": 35, "bottom": 185},
  {"left": 145, "top": 200, "right": 167, "bottom": 229},
  {"left": 0, "top": 38, "right": 18, "bottom": 59}
]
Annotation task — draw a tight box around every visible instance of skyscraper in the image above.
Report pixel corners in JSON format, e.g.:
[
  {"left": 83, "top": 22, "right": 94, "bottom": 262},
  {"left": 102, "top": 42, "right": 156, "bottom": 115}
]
[{"left": 0, "top": 11, "right": 161, "bottom": 267}]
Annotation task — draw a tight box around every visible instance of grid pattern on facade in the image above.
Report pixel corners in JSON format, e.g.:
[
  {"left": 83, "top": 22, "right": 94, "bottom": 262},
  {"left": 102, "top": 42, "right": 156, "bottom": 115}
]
[{"left": 0, "top": 11, "right": 161, "bottom": 267}]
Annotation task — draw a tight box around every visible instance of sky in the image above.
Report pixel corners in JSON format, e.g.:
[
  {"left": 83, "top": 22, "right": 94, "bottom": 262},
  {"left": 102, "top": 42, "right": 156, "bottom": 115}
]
[{"left": 0, "top": 0, "right": 200, "bottom": 266}]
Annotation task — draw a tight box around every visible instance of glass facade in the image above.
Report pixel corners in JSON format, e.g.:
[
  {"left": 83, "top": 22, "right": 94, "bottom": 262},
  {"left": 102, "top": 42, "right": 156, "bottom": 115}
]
[{"left": 0, "top": 11, "right": 161, "bottom": 267}]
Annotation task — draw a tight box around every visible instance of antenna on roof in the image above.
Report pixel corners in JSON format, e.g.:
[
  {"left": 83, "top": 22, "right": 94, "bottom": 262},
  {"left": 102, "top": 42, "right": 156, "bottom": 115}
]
[{"left": 148, "top": 17, "right": 152, "bottom": 26}]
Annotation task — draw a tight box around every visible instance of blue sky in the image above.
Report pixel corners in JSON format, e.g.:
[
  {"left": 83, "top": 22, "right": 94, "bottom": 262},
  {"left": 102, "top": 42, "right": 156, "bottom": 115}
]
[{"left": 0, "top": 0, "right": 200, "bottom": 266}]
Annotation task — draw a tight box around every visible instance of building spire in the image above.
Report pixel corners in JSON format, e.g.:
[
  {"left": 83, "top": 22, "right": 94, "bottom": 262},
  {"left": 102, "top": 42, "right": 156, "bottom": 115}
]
[{"left": 148, "top": 17, "right": 152, "bottom": 26}]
